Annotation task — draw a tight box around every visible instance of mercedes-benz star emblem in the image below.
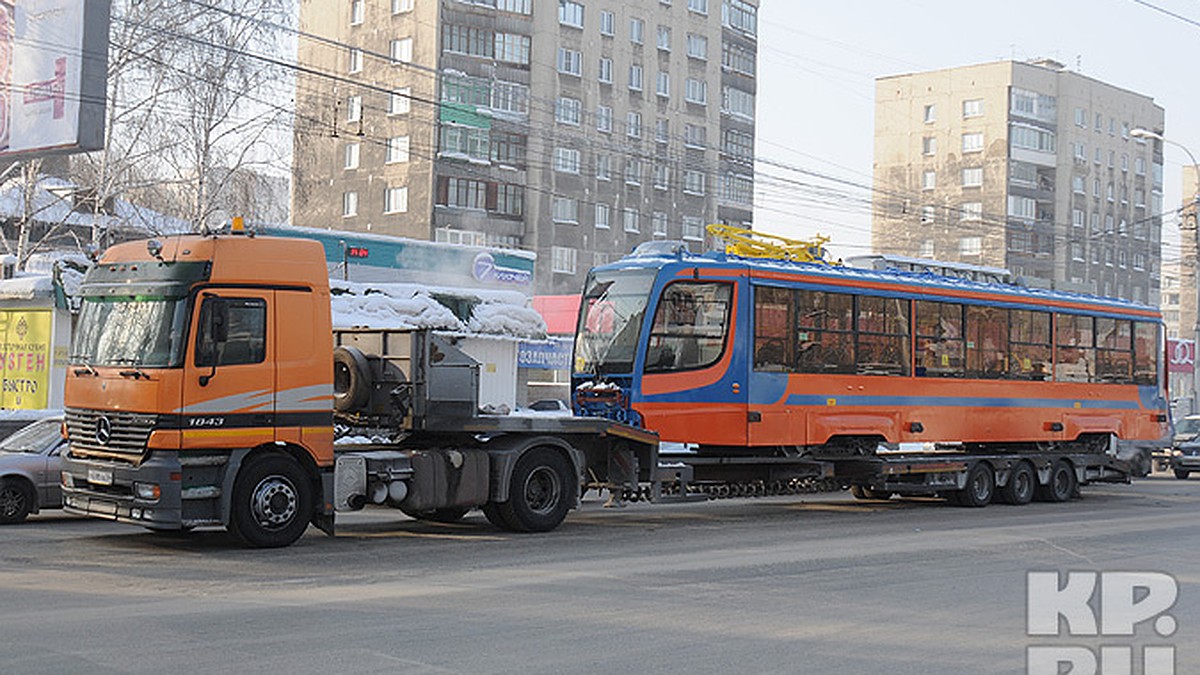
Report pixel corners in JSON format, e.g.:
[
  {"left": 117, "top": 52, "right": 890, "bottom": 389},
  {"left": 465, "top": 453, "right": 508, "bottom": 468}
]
[{"left": 95, "top": 416, "right": 112, "bottom": 446}]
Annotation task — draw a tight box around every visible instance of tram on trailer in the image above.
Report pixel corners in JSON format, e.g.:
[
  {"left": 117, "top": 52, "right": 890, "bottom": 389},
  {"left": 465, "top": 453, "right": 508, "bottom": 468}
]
[{"left": 572, "top": 230, "right": 1169, "bottom": 465}]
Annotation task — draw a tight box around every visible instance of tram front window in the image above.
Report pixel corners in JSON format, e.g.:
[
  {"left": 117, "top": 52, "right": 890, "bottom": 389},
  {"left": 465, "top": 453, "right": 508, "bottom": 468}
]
[{"left": 575, "top": 269, "right": 656, "bottom": 376}]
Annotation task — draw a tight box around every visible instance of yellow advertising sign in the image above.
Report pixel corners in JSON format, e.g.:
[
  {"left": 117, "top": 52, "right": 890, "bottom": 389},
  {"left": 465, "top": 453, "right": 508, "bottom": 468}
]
[{"left": 0, "top": 309, "right": 52, "bottom": 409}]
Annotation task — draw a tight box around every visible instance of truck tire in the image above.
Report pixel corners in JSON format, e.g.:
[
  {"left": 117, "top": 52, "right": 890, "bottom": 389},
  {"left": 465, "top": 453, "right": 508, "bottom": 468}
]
[
  {"left": 956, "top": 462, "right": 994, "bottom": 508},
  {"left": 1035, "top": 459, "right": 1076, "bottom": 503},
  {"left": 333, "top": 346, "right": 372, "bottom": 413},
  {"left": 999, "top": 461, "right": 1035, "bottom": 505},
  {"left": 1174, "top": 469, "right": 1191, "bottom": 480},
  {"left": 494, "top": 447, "right": 574, "bottom": 533},
  {"left": 0, "top": 477, "right": 35, "bottom": 524},
  {"left": 229, "top": 454, "right": 313, "bottom": 548},
  {"left": 482, "top": 501, "right": 516, "bottom": 530},
  {"left": 401, "top": 507, "right": 470, "bottom": 523}
]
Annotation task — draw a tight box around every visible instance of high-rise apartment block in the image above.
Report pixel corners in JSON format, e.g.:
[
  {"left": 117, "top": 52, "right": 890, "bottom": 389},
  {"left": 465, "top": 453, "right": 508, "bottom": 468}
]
[
  {"left": 872, "top": 59, "right": 1164, "bottom": 304},
  {"left": 292, "top": 0, "right": 758, "bottom": 294}
]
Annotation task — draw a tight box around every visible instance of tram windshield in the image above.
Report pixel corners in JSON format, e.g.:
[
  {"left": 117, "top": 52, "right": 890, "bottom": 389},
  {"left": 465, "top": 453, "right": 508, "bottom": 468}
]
[{"left": 575, "top": 268, "right": 657, "bottom": 376}]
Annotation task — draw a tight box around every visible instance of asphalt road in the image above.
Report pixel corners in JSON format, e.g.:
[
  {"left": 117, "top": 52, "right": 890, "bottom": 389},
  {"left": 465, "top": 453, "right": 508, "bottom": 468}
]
[{"left": 3, "top": 473, "right": 1199, "bottom": 675}]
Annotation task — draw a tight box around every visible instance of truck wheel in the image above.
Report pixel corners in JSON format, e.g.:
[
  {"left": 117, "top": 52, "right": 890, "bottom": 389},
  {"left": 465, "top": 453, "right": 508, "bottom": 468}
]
[
  {"left": 495, "top": 447, "right": 575, "bottom": 533},
  {"left": 401, "top": 507, "right": 470, "bottom": 523},
  {"left": 956, "top": 462, "right": 994, "bottom": 507},
  {"left": 1174, "top": 469, "right": 1191, "bottom": 480},
  {"left": 482, "top": 502, "right": 516, "bottom": 530},
  {"left": 0, "top": 478, "right": 35, "bottom": 524},
  {"left": 999, "top": 461, "right": 1035, "bottom": 505},
  {"left": 229, "top": 454, "right": 313, "bottom": 548},
  {"left": 1036, "top": 459, "right": 1077, "bottom": 502}
]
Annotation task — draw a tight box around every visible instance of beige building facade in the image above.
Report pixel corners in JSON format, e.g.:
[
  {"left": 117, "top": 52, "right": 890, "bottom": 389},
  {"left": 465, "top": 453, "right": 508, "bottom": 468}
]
[
  {"left": 873, "top": 59, "right": 1164, "bottom": 304},
  {"left": 293, "top": 0, "right": 758, "bottom": 295}
]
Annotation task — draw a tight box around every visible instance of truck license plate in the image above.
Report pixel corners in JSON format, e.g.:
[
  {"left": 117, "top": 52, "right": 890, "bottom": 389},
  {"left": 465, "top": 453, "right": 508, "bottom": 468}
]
[{"left": 87, "top": 468, "right": 113, "bottom": 486}]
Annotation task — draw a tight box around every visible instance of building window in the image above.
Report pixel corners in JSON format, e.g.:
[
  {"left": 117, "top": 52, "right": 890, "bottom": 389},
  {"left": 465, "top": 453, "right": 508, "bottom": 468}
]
[
  {"left": 1075, "top": 107, "right": 1087, "bottom": 127},
  {"left": 557, "top": 47, "right": 583, "bottom": 76},
  {"left": 441, "top": 126, "right": 489, "bottom": 160},
  {"left": 653, "top": 211, "right": 668, "bottom": 237},
  {"left": 344, "top": 142, "right": 360, "bottom": 170},
  {"left": 627, "top": 111, "right": 642, "bottom": 139},
  {"left": 623, "top": 208, "right": 640, "bottom": 233},
  {"left": 920, "top": 205, "right": 936, "bottom": 224},
  {"left": 444, "top": 25, "right": 490, "bottom": 58},
  {"left": 719, "top": 173, "right": 753, "bottom": 206},
  {"left": 1008, "top": 195, "right": 1035, "bottom": 221},
  {"left": 656, "top": 71, "right": 670, "bottom": 97},
  {"left": 722, "top": 0, "right": 757, "bottom": 36},
  {"left": 554, "top": 147, "right": 581, "bottom": 174},
  {"left": 1135, "top": 156, "right": 1147, "bottom": 175},
  {"left": 625, "top": 158, "right": 643, "bottom": 184},
  {"left": 598, "top": 57, "right": 613, "bottom": 83},
  {"left": 384, "top": 186, "right": 408, "bottom": 214},
  {"left": 497, "top": 0, "right": 531, "bottom": 12},
  {"left": 629, "top": 63, "right": 644, "bottom": 91},
  {"left": 920, "top": 240, "right": 935, "bottom": 258},
  {"left": 392, "top": 0, "right": 414, "bottom": 13},
  {"left": 685, "top": 78, "right": 707, "bottom": 104},
  {"left": 655, "top": 118, "right": 669, "bottom": 143},
  {"left": 653, "top": 163, "right": 670, "bottom": 190},
  {"left": 961, "top": 167, "right": 983, "bottom": 187},
  {"left": 387, "top": 135, "right": 410, "bottom": 163},
  {"left": 1071, "top": 242, "right": 1084, "bottom": 262},
  {"left": 721, "top": 86, "right": 754, "bottom": 118},
  {"left": 922, "top": 136, "right": 937, "bottom": 156},
  {"left": 688, "top": 0, "right": 708, "bottom": 14},
  {"left": 683, "top": 170, "right": 706, "bottom": 195},
  {"left": 960, "top": 202, "right": 982, "bottom": 222},
  {"left": 960, "top": 236, "right": 982, "bottom": 256},
  {"left": 923, "top": 104, "right": 936, "bottom": 123},
  {"left": 388, "top": 88, "right": 411, "bottom": 115},
  {"left": 596, "top": 155, "right": 611, "bottom": 180},
  {"left": 962, "top": 99, "right": 983, "bottom": 118},
  {"left": 559, "top": 1, "right": 584, "bottom": 28},
  {"left": 657, "top": 25, "right": 671, "bottom": 50},
  {"left": 1072, "top": 208, "right": 1084, "bottom": 228},
  {"left": 1010, "top": 123, "right": 1056, "bottom": 153},
  {"left": 599, "top": 10, "right": 615, "bottom": 36},
  {"left": 552, "top": 246, "right": 578, "bottom": 274},
  {"left": 961, "top": 132, "right": 984, "bottom": 153},
  {"left": 1072, "top": 175, "right": 1084, "bottom": 194},
  {"left": 441, "top": 178, "right": 487, "bottom": 210},
  {"left": 390, "top": 37, "right": 413, "bottom": 63},
  {"left": 495, "top": 183, "right": 523, "bottom": 216},
  {"left": 630, "top": 17, "right": 644, "bottom": 44},
  {"left": 552, "top": 197, "right": 579, "bottom": 223},
  {"left": 596, "top": 105, "right": 612, "bottom": 133},
  {"left": 685, "top": 124, "right": 707, "bottom": 148},
  {"left": 350, "top": 0, "right": 364, "bottom": 26},
  {"left": 682, "top": 216, "right": 703, "bottom": 240},
  {"left": 595, "top": 203, "right": 611, "bottom": 229},
  {"left": 495, "top": 33, "right": 531, "bottom": 64},
  {"left": 922, "top": 170, "right": 935, "bottom": 191},
  {"left": 343, "top": 191, "right": 358, "bottom": 217},
  {"left": 491, "top": 81, "right": 529, "bottom": 114},
  {"left": 348, "top": 48, "right": 362, "bottom": 73},
  {"left": 686, "top": 33, "right": 708, "bottom": 60},
  {"left": 346, "top": 95, "right": 362, "bottom": 122},
  {"left": 556, "top": 97, "right": 581, "bottom": 125}
]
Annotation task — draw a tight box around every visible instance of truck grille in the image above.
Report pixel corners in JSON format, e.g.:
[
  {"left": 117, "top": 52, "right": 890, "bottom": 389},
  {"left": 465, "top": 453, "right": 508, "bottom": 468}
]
[{"left": 66, "top": 408, "right": 157, "bottom": 464}]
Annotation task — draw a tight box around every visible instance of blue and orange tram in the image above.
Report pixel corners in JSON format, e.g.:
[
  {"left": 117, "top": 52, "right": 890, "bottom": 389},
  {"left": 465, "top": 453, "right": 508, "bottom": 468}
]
[{"left": 572, "top": 241, "right": 1169, "bottom": 469}]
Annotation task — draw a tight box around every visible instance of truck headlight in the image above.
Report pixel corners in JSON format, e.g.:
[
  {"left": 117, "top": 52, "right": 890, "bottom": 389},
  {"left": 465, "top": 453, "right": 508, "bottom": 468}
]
[{"left": 134, "top": 482, "right": 161, "bottom": 501}]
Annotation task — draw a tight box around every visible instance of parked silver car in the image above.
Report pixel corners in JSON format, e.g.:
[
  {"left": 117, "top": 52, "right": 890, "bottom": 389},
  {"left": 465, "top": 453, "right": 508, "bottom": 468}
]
[{"left": 0, "top": 416, "right": 67, "bottom": 524}]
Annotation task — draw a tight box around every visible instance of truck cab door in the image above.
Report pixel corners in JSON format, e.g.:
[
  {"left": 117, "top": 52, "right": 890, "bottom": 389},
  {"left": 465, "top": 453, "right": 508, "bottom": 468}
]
[{"left": 181, "top": 291, "right": 276, "bottom": 449}]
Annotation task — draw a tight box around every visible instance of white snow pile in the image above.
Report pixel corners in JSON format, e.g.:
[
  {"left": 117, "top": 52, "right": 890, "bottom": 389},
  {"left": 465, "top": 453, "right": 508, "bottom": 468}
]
[{"left": 331, "top": 280, "right": 547, "bottom": 339}]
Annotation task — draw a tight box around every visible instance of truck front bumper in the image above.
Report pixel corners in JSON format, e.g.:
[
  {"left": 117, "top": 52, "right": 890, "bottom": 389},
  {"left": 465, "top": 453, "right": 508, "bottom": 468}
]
[{"left": 61, "top": 452, "right": 185, "bottom": 530}]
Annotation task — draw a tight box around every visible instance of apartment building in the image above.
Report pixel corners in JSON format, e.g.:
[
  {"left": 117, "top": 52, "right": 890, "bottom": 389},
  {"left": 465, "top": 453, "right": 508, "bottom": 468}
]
[
  {"left": 292, "top": 0, "right": 758, "bottom": 294},
  {"left": 872, "top": 59, "right": 1164, "bottom": 304}
]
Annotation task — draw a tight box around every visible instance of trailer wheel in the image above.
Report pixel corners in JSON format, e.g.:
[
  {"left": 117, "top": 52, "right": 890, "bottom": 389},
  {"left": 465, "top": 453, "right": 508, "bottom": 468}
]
[
  {"left": 482, "top": 502, "right": 516, "bottom": 530},
  {"left": 850, "top": 485, "right": 891, "bottom": 501},
  {"left": 1036, "top": 459, "right": 1076, "bottom": 503},
  {"left": 1174, "top": 469, "right": 1191, "bottom": 480},
  {"left": 229, "top": 454, "right": 313, "bottom": 548},
  {"left": 999, "top": 461, "right": 1035, "bottom": 506},
  {"left": 401, "top": 507, "right": 470, "bottom": 523},
  {"left": 495, "top": 447, "right": 574, "bottom": 533},
  {"left": 0, "top": 477, "right": 35, "bottom": 524},
  {"left": 956, "top": 462, "right": 994, "bottom": 508}
]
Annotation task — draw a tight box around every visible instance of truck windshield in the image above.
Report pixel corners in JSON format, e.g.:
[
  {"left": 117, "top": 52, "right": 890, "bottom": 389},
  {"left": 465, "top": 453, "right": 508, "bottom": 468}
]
[
  {"left": 574, "top": 268, "right": 656, "bottom": 376},
  {"left": 72, "top": 296, "right": 189, "bottom": 368}
]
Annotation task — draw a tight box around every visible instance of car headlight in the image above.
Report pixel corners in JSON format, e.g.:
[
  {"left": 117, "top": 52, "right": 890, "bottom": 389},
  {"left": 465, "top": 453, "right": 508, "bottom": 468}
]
[{"left": 61, "top": 471, "right": 74, "bottom": 488}]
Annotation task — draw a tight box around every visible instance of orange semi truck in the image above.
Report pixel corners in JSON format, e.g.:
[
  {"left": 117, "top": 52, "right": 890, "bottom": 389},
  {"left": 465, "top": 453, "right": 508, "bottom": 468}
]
[{"left": 58, "top": 232, "right": 661, "bottom": 547}]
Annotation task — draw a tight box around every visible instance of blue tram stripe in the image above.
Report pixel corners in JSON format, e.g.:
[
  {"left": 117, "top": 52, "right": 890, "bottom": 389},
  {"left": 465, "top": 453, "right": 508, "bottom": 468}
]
[{"left": 782, "top": 394, "right": 1141, "bottom": 410}]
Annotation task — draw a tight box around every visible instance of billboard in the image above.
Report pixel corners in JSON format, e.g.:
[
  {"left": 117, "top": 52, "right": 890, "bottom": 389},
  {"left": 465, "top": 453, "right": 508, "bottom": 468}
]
[
  {"left": 0, "top": 308, "right": 52, "bottom": 408},
  {"left": 0, "top": 0, "right": 109, "bottom": 160}
]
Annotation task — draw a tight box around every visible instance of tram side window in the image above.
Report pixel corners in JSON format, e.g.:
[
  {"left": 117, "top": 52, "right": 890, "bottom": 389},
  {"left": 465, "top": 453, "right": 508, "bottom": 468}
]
[
  {"left": 915, "top": 301, "right": 965, "bottom": 377},
  {"left": 856, "top": 295, "right": 910, "bottom": 375},
  {"left": 1133, "top": 321, "right": 1159, "bottom": 386},
  {"left": 795, "top": 290, "right": 855, "bottom": 374},
  {"left": 1055, "top": 314, "right": 1095, "bottom": 383},
  {"left": 645, "top": 282, "right": 733, "bottom": 372},
  {"left": 753, "top": 286, "right": 792, "bottom": 372},
  {"left": 1009, "top": 309, "right": 1052, "bottom": 380},
  {"left": 965, "top": 305, "right": 1010, "bottom": 379},
  {"left": 1095, "top": 317, "right": 1133, "bottom": 383}
]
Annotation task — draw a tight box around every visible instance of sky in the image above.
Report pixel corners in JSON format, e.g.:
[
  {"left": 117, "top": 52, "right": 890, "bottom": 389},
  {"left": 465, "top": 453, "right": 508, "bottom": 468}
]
[{"left": 754, "top": 0, "right": 1200, "bottom": 263}]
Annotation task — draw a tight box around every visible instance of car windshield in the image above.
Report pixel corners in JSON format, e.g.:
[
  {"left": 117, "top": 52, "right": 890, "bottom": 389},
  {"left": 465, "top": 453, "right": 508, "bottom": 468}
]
[
  {"left": 1177, "top": 417, "right": 1200, "bottom": 436},
  {"left": 72, "top": 296, "right": 189, "bottom": 368},
  {"left": 574, "top": 268, "right": 656, "bottom": 376},
  {"left": 0, "top": 418, "right": 62, "bottom": 453}
]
